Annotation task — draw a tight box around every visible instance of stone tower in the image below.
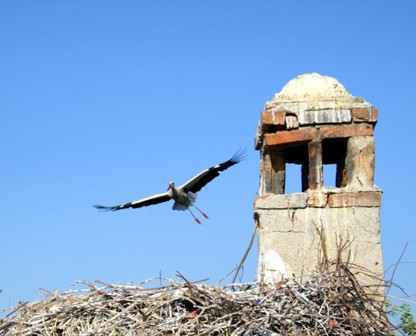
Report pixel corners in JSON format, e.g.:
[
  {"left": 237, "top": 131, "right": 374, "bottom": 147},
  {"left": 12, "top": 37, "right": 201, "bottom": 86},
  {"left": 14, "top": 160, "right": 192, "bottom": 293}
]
[{"left": 254, "top": 73, "right": 383, "bottom": 285}]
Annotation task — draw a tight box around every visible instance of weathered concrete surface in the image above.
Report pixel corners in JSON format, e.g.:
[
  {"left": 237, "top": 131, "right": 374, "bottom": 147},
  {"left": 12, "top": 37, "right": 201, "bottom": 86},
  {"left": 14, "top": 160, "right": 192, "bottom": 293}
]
[
  {"left": 308, "top": 140, "right": 322, "bottom": 190},
  {"left": 259, "top": 151, "right": 285, "bottom": 195},
  {"left": 298, "top": 109, "right": 352, "bottom": 125},
  {"left": 346, "top": 136, "right": 375, "bottom": 189},
  {"left": 285, "top": 114, "right": 299, "bottom": 129},
  {"left": 255, "top": 192, "right": 383, "bottom": 284},
  {"left": 255, "top": 193, "right": 307, "bottom": 210},
  {"left": 264, "top": 73, "right": 372, "bottom": 113},
  {"left": 274, "top": 73, "right": 352, "bottom": 100}
]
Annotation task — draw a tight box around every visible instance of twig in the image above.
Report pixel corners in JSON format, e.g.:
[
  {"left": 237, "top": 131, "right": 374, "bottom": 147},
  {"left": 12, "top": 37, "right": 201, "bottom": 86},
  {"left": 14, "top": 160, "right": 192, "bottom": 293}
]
[
  {"left": 232, "top": 219, "right": 258, "bottom": 284},
  {"left": 386, "top": 242, "right": 408, "bottom": 297}
]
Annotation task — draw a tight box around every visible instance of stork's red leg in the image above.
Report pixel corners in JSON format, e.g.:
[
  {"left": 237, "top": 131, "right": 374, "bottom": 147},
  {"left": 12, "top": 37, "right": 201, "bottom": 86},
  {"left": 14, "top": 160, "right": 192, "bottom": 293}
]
[
  {"left": 187, "top": 208, "right": 201, "bottom": 224},
  {"left": 192, "top": 205, "right": 209, "bottom": 219}
]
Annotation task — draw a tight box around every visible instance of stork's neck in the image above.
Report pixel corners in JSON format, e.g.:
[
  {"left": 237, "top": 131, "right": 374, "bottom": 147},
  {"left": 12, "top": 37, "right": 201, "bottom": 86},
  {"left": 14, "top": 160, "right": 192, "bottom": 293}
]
[{"left": 168, "top": 184, "right": 179, "bottom": 198}]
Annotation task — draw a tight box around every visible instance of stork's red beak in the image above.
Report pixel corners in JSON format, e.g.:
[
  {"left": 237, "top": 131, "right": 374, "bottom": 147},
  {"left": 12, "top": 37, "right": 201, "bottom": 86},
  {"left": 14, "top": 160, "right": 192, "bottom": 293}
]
[{"left": 167, "top": 183, "right": 173, "bottom": 191}]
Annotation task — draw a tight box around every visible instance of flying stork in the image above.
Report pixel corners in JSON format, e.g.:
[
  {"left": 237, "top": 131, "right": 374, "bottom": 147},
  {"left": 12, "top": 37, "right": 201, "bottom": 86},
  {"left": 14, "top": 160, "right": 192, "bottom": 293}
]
[{"left": 93, "top": 150, "right": 246, "bottom": 224}]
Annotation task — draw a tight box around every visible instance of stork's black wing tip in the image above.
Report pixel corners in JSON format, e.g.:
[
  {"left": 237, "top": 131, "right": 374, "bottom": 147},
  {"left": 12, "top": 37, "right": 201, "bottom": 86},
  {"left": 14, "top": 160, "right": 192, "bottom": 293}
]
[
  {"left": 230, "top": 148, "right": 247, "bottom": 164},
  {"left": 93, "top": 204, "right": 118, "bottom": 212}
]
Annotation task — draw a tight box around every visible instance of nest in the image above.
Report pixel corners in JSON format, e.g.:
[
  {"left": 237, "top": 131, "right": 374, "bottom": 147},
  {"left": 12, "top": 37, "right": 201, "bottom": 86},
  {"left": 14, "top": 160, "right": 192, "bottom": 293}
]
[{"left": 0, "top": 263, "right": 393, "bottom": 336}]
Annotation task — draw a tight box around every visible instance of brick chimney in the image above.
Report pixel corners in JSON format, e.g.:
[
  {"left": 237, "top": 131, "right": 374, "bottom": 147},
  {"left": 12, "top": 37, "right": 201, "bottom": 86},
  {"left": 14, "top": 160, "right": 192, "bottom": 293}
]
[{"left": 254, "top": 73, "right": 383, "bottom": 286}]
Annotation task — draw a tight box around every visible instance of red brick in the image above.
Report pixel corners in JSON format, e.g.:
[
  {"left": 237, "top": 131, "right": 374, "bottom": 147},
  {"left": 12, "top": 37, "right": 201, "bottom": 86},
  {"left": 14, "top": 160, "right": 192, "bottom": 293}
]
[
  {"left": 265, "top": 127, "right": 318, "bottom": 147},
  {"left": 319, "top": 123, "right": 373, "bottom": 139},
  {"left": 328, "top": 192, "right": 382, "bottom": 208},
  {"left": 261, "top": 110, "right": 286, "bottom": 130},
  {"left": 352, "top": 107, "right": 378, "bottom": 123}
]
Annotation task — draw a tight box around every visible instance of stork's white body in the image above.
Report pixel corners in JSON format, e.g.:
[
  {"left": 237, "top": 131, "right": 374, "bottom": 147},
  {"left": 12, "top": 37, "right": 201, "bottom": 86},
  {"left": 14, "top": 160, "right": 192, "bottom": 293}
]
[{"left": 168, "top": 185, "right": 197, "bottom": 211}]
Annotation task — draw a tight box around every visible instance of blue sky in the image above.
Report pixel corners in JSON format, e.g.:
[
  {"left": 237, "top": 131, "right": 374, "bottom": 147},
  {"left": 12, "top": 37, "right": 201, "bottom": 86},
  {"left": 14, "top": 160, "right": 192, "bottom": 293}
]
[{"left": 1, "top": 1, "right": 415, "bottom": 313}]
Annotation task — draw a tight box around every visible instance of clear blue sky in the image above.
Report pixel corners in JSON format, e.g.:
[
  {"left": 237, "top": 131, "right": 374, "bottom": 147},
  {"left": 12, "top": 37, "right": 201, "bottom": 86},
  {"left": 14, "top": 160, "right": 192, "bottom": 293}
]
[{"left": 1, "top": 1, "right": 415, "bottom": 313}]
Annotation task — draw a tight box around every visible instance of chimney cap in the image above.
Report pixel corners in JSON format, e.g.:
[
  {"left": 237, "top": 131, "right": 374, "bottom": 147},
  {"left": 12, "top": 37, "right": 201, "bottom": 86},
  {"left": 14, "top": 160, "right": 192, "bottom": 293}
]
[
  {"left": 265, "top": 73, "right": 371, "bottom": 113},
  {"left": 277, "top": 73, "right": 351, "bottom": 100}
]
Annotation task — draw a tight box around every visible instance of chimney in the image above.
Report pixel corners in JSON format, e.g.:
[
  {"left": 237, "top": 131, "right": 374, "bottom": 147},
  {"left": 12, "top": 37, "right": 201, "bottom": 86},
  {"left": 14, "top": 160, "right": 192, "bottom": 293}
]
[{"left": 254, "top": 73, "right": 383, "bottom": 287}]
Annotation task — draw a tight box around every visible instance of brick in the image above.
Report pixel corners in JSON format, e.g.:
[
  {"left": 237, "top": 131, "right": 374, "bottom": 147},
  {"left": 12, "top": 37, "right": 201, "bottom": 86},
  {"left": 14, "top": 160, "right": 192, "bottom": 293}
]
[
  {"left": 265, "top": 127, "right": 318, "bottom": 147},
  {"left": 352, "top": 107, "right": 378, "bottom": 123},
  {"left": 307, "top": 191, "right": 328, "bottom": 207},
  {"left": 328, "top": 191, "right": 382, "bottom": 208},
  {"left": 261, "top": 110, "right": 286, "bottom": 130},
  {"left": 319, "top": 123, "right": 373, "bottom": 139}
]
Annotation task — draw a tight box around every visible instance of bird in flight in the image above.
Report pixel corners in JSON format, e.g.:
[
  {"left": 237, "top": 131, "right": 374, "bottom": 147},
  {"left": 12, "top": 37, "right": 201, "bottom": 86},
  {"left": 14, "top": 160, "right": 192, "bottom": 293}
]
[{"left": 93, "top": 150, "right": 246, "bottom": 224}]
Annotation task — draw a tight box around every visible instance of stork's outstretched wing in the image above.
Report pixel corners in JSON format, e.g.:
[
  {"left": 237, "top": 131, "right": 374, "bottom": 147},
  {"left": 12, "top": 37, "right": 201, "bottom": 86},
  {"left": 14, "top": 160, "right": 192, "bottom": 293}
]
[
  {"left": 182, "top": 149, "right": 246, "bottom": 193},
  {"left": 94, "top": 192, "right": 171, "bottom": 211}
]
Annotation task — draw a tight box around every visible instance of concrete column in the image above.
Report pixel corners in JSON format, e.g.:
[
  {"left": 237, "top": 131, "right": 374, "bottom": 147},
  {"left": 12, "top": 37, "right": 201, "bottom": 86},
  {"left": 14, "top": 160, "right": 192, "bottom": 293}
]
[
  {"left": 346, "top": 136, "right": 375, "bottom": 189},
  {"left": 260, "top": 150, "right": 285, "bottom": 195}
]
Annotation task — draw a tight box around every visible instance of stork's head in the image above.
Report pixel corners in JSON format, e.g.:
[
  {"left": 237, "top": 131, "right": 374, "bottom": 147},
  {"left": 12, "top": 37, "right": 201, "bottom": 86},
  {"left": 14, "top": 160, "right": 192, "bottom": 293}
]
[{"left": 167, "top": 181, "right": 175, "bottom": 191}]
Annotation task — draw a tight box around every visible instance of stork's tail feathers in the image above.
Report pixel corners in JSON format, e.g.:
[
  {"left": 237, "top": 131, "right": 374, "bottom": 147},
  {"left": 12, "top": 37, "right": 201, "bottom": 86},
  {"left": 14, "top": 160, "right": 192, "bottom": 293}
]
[{"left": 172, "top": 202, "right": 189, "bottom": 211}]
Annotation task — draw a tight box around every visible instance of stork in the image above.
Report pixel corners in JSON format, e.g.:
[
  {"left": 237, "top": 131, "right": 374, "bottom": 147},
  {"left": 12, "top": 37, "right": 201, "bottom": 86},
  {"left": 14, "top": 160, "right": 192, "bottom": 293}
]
[{"left": 93, "top": 150, "right": 246, "bottom": 224}]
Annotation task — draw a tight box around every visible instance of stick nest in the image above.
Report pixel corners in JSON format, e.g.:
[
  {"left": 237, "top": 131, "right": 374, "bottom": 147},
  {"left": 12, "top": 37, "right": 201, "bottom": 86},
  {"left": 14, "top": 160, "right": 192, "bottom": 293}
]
[{"left": 0, "top": 264, "right": 392, "bottom": 335}]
